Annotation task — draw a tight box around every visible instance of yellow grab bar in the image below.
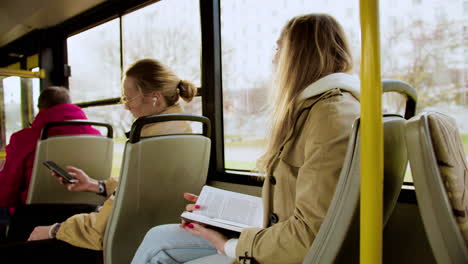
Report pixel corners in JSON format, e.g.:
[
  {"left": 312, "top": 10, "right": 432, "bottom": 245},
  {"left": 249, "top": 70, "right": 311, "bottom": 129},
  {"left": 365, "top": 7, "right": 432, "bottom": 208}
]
[
  {"left": 0, "top": 68, "right": 45, "bottom": 79},
  {"left": 360, "top": 0, "right": 383, "bottom": 264}
]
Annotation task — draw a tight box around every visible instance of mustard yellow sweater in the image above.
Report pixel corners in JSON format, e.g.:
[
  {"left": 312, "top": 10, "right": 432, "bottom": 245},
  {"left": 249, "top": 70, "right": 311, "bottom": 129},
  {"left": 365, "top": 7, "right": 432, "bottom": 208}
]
[{"left": 56, "top": 104, "right": 191, "bottom": 250}]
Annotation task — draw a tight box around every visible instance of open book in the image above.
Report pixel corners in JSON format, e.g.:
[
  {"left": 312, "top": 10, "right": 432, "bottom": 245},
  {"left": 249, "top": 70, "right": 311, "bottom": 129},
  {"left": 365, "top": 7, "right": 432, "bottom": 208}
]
[{"left": 181, "top": 185, "right": 263, "bottom": 232}]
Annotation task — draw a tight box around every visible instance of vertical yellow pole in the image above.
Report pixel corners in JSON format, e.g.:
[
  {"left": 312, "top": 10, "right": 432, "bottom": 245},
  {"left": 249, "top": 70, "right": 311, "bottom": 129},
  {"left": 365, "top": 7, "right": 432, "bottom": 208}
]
[{"left": 360, "top": 0, "right": 383, "bottom": 264}]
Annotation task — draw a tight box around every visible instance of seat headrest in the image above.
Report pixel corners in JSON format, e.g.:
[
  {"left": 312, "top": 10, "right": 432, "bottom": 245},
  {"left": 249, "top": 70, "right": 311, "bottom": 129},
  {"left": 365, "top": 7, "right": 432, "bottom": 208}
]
[{"left": 426, "top": 112, "right": 468, "bottom": 245}]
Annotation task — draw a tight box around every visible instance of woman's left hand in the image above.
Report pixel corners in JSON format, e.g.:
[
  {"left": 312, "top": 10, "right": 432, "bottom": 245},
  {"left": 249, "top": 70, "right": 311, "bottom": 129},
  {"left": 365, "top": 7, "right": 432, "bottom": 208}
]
[
  {"left": 27, "top": 225, "right": 52, "bottom": 241},
  {"left": 182, "top": 223, "right": 228, "bottom": 254}
]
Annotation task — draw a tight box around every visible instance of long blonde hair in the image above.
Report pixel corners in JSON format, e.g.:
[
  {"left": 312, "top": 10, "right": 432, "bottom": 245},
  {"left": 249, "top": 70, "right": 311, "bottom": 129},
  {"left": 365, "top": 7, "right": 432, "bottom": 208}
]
[
  {"left": 125, "top": 58, "right": 197, "bottom": 105},
  {"left": 258, "top": 14, "right": 353, "bottom": 173}
]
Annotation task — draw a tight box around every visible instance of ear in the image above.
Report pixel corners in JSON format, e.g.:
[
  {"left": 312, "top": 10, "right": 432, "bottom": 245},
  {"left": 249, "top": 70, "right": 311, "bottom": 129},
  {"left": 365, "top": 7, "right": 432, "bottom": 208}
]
[
  {"left": 151, "top": 91, "right": 163, "bottom": 100},
  {"left": 151, "top": 92, "right": 163, "bottom": 107}
]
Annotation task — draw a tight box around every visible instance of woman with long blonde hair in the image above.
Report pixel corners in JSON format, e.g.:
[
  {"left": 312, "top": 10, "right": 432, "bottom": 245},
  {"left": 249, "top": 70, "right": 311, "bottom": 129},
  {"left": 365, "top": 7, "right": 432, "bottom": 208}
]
[{"left": 132, "top": 14, "right": 360, "bottom": 264}]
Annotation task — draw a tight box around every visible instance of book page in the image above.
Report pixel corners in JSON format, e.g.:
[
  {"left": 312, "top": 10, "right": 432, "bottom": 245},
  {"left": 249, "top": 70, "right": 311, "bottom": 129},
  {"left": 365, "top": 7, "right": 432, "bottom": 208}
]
[
  {"left": 181, "top": 212, "right": 244, "bottom": 232},
  {"left": 193, "top": 186, "right": 263, "bottom": 227}
]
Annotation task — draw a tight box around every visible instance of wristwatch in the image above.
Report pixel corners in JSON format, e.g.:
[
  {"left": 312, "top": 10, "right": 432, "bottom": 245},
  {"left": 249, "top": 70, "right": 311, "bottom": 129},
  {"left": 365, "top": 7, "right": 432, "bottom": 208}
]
[
  {"left": 97, "top": 180, "right": 107, "bottom": 197},
  {"left": 49, "top": 223, "right": 61, "bottom": 239}
]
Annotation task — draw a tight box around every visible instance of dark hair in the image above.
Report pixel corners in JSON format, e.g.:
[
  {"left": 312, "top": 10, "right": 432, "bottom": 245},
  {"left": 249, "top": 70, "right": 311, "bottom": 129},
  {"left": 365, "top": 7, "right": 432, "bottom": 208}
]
[{"left": 37, "top": 86, "right": 71, "bottom": 109}]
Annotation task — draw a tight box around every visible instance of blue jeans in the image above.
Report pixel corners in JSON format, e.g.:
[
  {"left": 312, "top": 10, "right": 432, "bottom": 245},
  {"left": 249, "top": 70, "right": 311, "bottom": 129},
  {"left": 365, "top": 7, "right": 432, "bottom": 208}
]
[{"left": 131, "top": 224, "right": 234, "bottom": 264}]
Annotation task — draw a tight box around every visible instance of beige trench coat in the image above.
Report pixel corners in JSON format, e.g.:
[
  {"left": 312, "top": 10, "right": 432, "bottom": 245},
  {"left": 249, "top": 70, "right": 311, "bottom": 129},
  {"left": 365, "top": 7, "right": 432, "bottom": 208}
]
[
  {"left": 235, "top": 89, "right": 360, "bottom": 264},
  {"left": 56, "top": 104, "right": 191, "bottom": 250}
]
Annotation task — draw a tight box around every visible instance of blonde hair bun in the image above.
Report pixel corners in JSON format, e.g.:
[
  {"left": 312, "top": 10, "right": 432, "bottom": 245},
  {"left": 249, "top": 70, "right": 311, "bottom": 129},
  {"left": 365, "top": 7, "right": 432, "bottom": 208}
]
[{"left": 178, "top": 80, "right": 197, "bottom": 102}]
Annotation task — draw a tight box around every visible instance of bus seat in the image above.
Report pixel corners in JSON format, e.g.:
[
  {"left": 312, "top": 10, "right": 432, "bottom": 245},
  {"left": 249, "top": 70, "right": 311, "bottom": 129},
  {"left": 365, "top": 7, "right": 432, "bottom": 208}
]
[
  {"left": 405, "top": 112, "right": 468, "bottom": 263},
  {"left": 303, "top": 80, "right": 416, "bottom": 264},
  {"left": 26, "top": 120, "right": 113, "bottom": 205},
  {"left": 103, "top": 114, "right": 211, "bottom": 264}
]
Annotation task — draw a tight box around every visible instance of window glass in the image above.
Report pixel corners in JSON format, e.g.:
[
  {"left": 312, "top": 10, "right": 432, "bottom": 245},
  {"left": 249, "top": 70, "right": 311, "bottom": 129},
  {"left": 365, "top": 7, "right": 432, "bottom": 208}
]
[
  {"left": 67, "top": 19, "right": 121, "bottom": 102},
  {"left": 122, "top": 0, "right": 202, "bottom": 116},
  {"left": 382, "top": 92, "right": 407, "bottom": 117},
  {"left": 220, "top": 0, "right": 361, "bottom": 171},
  {"left": 68, "top": 19, "right": 122, "bottom": 179},
  {"left": 83, "top": 102, "right": 203, "bottom": 178},
  {"left": 221, "top": 0, "right": 466, "bottom": 176},
  {"left": 82, "top": 104, "right": 133, "bottom": 178},
  {"left": 67, "top": 1, "right": 203, "bottom": 178},
  {"left": 380, "top": 0, "right": 467, "bottom": 181},
  {"left": 2, "top": 77, "right": 22, "bottom": 145},
  {"left": 31, "top": 67, "right": 40, "bottom": 117}
]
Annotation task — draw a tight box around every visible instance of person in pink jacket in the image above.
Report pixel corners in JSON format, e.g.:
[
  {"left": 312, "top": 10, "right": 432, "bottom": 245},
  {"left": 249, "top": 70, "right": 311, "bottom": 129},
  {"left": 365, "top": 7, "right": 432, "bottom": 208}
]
[{"left": 0, "top": 86, "right": 100, "bottom": 210}]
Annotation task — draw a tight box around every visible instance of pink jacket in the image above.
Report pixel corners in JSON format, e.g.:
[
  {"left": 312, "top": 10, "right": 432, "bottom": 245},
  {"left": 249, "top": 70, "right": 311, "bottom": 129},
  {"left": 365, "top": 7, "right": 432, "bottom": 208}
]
[{"left": 0, "top": 104, "right": 101, "bottom": 208}]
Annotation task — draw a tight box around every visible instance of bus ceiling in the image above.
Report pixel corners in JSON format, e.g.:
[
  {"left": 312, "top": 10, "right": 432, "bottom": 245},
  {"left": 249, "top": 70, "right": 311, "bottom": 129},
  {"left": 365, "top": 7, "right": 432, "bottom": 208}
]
[{"left": 0, "top": 0, "right": 106, "bottom": 48}]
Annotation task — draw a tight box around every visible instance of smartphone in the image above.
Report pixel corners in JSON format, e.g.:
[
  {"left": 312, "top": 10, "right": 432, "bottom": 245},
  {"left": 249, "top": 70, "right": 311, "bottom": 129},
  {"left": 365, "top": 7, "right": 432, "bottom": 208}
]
[{"left": 43, "top": 160, "right": 76, "bottom": 184}]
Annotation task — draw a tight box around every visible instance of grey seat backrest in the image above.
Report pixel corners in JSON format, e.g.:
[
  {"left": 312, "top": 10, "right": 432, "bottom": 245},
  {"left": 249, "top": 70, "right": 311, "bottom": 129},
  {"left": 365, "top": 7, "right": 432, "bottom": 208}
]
[
  {"left": 27, "top": 121, "right": 113, "bottom": 205},
  {"left": 303, "top": 80, "right": 417, "bottom": 264},
  {"left": 405, "top": 112, "right": 468, "bottom": 263},
  {"left": 103, "top": 114, "right": 211, "bottom": 264}
]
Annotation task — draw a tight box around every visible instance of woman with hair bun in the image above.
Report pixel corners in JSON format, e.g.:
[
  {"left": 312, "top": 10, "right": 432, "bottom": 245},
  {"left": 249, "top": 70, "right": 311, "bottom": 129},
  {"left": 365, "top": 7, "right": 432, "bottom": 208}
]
[
  {"left": 0, "top": 58, "right": 198, "bottom": 262},
  {"left": 44, "top": 59, "right": 199, "bottom": 249},
  {"left": 120, "top": 58, "right": 197, "bottom": 135}
]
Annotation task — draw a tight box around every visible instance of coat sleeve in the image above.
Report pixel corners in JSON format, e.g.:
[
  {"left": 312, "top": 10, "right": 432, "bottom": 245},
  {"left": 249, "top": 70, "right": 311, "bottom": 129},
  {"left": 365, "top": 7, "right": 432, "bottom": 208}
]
[
  {"left": 56, "top": 196, "right": 114, "bottom": 250},
  {"left": 104, "top": 177, "right": 119, "bottom": 196},
  {"left": 0, "top": 132, "right": 26, "bottom": 207},
  {"left": 235, "top": 96, "right": 360, "bottom": 264}
]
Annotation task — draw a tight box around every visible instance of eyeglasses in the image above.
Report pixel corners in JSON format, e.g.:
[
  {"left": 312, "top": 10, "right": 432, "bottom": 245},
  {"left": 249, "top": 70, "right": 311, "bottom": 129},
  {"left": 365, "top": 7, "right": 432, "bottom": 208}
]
[{"left": 120, "top": 94, "right": 142, "bottom": 104}]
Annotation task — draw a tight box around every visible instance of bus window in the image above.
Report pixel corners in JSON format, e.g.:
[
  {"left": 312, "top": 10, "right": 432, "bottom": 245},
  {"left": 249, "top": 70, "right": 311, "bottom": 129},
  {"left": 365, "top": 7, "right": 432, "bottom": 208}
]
[
  {"left": 2, "top": 77, "right": 22, "bottom": 145},
  {"left": 122, "top": 0, "right": 202, "bottom": 117},
  {"left": 220, "top": 0, "right": 466, "bottom": 176},
  {"left": 382, "top": 92, "right": 406, "bottom": 117},
  {"left": 380, "top": 0, "right": 467, "bottom": 177},
  {"left": 81, "top": 104, "right": 132, "bottom": 178},
  {"left": 67, "top": 18, "right": 121, "bottom": 102},
  {"left": 31, "top": 67, "right": 40, "bottom": 117},
  {"left": 67, "top": 19, "right": 122, "bottom": 178},
  {"left": 66, "top": 0, "right": 203, "bottom": 177},
  {"left": 220, "top": 0, "right": 360, "bottom": 171}
]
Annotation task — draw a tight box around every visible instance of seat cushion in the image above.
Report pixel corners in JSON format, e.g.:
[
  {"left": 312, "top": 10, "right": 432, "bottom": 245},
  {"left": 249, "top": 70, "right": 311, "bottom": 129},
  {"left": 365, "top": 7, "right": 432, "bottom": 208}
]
[{"left": 428, "top": 113, "right": 468, "bottom": 245}]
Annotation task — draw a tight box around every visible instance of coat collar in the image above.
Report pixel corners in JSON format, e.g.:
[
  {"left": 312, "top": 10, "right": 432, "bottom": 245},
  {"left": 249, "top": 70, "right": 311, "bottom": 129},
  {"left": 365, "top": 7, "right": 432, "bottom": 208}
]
[
  {"left": 279, "top": 74, "right": 360, "bottom": 158},
  {"left": 140, "top": 103, "right": 191, "bottom": 137},
  {"left": 125, "top": 104, "right": 185, "bottom": 138},
  {"left": 299, "top": 73, "right": 360, "bottom": 102},
  {"left": 159, "top": 103, "right": 183, "bottom": 115}
]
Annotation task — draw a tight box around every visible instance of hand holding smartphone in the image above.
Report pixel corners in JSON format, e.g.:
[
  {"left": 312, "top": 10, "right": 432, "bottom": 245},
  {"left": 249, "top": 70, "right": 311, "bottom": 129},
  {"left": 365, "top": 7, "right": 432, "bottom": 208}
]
[{"left": 43, "top": 160, "right": 77, "bottom": 184}]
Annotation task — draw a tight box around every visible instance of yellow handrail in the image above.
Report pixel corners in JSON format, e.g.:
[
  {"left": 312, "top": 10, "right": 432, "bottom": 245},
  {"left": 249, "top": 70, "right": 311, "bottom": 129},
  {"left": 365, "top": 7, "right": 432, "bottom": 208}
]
[
  {"left": 0, "top": 68, "right": 45, "bottom": 79},
  {"left": 360, "top": 0, "right": 383, "bottom": 264}
]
